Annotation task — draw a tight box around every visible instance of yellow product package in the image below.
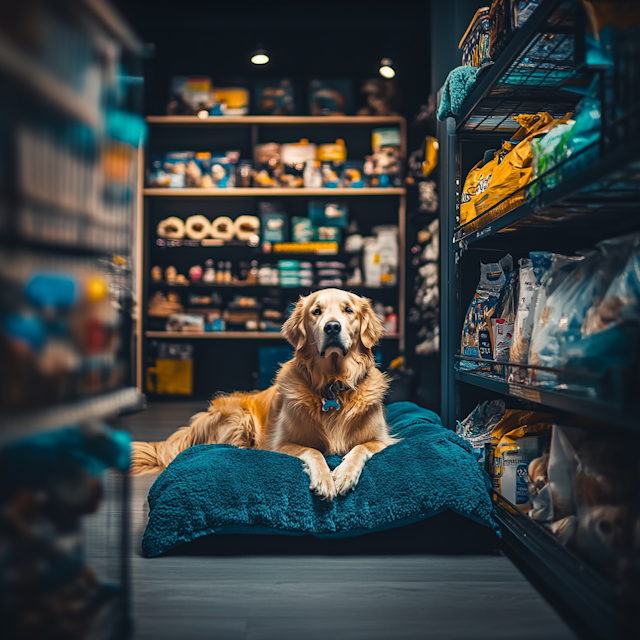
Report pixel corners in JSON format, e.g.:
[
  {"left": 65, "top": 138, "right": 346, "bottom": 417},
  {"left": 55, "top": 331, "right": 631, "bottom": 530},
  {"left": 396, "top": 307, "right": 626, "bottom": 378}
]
[
  {"left": 491, "top": 410, "right": 553, "bottom": 513},
  {"left": 459, "top": 144, "right": 512, "bottom": 226},
  {"left": 475, "top": 112, "right": 573, "bottom": 218}
]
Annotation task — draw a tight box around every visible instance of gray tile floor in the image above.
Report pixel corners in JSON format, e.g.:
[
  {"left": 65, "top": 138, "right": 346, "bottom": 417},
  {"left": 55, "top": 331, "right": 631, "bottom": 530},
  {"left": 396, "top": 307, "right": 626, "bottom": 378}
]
[{"left": 86, "top": 402, "right": 578, "bottom": 640}]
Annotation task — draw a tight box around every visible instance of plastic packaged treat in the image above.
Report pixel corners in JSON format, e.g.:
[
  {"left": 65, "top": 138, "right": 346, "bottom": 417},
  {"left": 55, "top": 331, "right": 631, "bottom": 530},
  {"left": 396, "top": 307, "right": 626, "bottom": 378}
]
[
  {"left": 565, "top": 234, "right": 640, "bottom": 380},
  {"left": 508, "top": 259, "right": 536, "bottom": 382},
  {"left": 529, "top": 235, "right": 636, "bottom": 389},
  {"left": 491, "top": 269, "right": 517, "bottom": 375},
  {"left": 280, "top": 139, "right": 317, "bottom": 188},
  {"left": 460, "top": 254, "right": 513, "bottom": 371},
  {"left": 527, "top": 251, "right": 584, "bottom": 364}
]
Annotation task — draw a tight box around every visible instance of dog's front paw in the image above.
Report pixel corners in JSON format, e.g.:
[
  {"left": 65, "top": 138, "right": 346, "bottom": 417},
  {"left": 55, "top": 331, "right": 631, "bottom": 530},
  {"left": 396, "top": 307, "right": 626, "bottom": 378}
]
[
  {"left": 305, "top": 465, "right": 337, "bottom": 501},
  {"left": 332, "top": 461, "right": 363, "bottom": 496}
]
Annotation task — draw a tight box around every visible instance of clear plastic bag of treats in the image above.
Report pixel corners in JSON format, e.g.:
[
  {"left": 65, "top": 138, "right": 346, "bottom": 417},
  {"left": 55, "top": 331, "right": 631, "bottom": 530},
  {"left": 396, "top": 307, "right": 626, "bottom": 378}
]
[
  {"left": 508, "top": 258, "right": 536, "bottom": 383},
  {"left": 529, "top": 235, "right": 635, "bottom": 392}
]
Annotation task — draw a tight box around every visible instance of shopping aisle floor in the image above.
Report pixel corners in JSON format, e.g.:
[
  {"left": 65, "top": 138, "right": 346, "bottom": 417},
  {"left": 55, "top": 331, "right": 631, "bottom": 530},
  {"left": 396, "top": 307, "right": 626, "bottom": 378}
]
[{"left": 93, "top": 402, "right": 579, "bottom": 640}]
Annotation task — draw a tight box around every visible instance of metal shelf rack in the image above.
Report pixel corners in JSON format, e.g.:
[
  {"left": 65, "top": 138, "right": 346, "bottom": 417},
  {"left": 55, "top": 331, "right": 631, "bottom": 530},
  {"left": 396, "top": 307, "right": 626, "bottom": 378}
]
[{"left": 438, "top": 1, "right": 639, "bottom": 637}]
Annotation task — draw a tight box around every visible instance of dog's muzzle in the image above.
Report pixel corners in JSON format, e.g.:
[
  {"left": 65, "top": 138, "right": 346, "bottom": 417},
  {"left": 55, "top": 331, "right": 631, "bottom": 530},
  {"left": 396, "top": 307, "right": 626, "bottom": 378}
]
[{"left": 320, "top": 321, "right": 348, "bottom": 357}]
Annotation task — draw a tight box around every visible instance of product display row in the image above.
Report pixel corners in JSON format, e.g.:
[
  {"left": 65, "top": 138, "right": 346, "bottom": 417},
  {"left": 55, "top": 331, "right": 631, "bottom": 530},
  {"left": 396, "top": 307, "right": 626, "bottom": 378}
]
[
  {"left": 148, "top": 129, "right": 401, "bottom": 189},
  {"left": 458, "top": 232, "right": 640, "bottom": 400},
  {"left": 147, "top": 288, "right": 398, "bottom": 336},
  {"left": 457, "top": 399, "right": 638, "bottom": 595},
  {"left": 166, "top": 76, "right": 397, "bottom": 117},
  {"left": 459, "top": 93, "right": 599, "bottom": 233}
]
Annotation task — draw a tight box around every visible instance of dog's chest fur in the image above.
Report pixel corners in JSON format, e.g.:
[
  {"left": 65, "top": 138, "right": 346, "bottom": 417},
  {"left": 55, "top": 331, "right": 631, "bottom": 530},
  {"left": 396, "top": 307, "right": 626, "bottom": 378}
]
[{"left": 273, "top": 363, "right": 388, "bottom": 455}]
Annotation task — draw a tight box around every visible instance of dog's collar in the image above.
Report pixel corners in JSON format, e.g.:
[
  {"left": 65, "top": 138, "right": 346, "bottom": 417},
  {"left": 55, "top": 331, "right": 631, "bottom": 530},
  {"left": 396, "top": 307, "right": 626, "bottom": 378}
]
[{"left": 320, "top": 371, "right": 369, "bottom": 412}]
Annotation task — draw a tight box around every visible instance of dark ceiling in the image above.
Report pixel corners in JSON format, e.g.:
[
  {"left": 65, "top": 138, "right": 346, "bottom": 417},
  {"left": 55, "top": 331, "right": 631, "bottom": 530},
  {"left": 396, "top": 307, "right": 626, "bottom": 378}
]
[{"left": 112, "top": 0, "right": 432, "bottom": 119}]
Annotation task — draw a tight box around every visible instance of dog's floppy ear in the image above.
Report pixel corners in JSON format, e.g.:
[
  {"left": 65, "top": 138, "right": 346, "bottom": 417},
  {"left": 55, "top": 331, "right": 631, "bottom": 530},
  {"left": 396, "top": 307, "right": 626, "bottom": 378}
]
[
  {"left": 282, "top": 296, "right": 307, "bottom": 350},
  {"left": 359, "top": 297, "right": 385, "bottom": 349}
]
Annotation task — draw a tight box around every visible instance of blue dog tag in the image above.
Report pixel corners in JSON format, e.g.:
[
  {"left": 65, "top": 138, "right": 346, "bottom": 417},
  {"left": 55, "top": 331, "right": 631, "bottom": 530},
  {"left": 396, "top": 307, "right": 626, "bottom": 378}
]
[{"left": 322, "top": 398, "right": 340, "bottom": 412}]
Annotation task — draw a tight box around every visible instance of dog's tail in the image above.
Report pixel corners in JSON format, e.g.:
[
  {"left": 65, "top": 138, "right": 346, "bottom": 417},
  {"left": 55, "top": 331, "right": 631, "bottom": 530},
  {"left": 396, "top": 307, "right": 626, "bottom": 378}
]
[{"left": 130, "top": 400, "right": 257, "bottom": 475}]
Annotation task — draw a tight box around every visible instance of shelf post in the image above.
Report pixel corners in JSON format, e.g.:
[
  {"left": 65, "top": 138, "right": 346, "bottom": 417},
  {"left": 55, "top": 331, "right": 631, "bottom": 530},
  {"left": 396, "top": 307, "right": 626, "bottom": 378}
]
[{"left": 439, "top": 116, "right": 458, "bottom": 429}]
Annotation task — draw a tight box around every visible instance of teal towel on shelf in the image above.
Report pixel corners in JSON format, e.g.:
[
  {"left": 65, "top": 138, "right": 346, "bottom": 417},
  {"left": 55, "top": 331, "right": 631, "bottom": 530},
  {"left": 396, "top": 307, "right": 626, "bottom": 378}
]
[
  {"left": 141, "top": 402, "right": 499, "bottom": 557},
  {"left": 437, "top": 66, "right": 480, "bottom": 120}
]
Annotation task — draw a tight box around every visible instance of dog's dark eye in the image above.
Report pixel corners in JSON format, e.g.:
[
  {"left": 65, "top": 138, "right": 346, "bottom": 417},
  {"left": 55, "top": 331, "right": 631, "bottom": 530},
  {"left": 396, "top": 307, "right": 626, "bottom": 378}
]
[
  {"left": 345, "top": 307, "right": 353, "bottom": 314},
  {"left": 313, "top": 308, "right": 322, "bottom": 315}
]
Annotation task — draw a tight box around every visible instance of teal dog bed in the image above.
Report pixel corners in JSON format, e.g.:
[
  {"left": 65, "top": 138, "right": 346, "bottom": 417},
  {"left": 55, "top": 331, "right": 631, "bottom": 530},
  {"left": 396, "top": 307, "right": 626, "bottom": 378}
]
[{"left": 141, "top": 402, "right": 498, "bottom": 557}]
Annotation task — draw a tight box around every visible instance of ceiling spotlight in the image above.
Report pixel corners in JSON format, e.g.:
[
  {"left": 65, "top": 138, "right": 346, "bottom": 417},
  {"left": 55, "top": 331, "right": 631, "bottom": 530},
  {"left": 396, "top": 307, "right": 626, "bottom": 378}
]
[
  {"left": 251, "top": 48, "right": 269, "bottom": 65},
  {"left": 379, "top": 58, "right": 395, "bottom": 78}
]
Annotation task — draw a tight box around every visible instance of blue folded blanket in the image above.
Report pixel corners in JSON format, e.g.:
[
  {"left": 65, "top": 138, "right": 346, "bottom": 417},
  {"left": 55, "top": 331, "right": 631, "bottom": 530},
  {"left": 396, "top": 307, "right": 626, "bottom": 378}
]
[{"left": 141, "top": 402, "right": 498, "bottom": 557}]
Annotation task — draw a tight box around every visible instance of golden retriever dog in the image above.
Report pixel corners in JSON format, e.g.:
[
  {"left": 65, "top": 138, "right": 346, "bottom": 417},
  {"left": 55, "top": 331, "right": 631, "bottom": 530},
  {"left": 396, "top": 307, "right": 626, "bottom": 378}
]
[{"left": 131, "top": 288, "right": 395, "bottom": 499}]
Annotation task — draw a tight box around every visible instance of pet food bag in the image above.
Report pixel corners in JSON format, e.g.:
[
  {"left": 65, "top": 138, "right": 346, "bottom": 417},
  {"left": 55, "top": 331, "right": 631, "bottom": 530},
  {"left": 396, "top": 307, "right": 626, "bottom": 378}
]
[
  {"left": 460, "top": 254, "right": 513, "bottom": 371},
  {"left": 474, "top": 112, "right": 572, "bottom": 217},
  {"left": 491, "top": 410, "right": 553, "bottom": 513},
  {"left": 508, "top": 258, "right": 536, "bottom": 382},
  {"left": 565, "top": 233, "right": 640, "bottom": 380},
  {"left": 491, "top": 269, "right": 517, "bottom": 375},
  {"left": 529, "top": 235, "right": 635, "bottom": 389}
]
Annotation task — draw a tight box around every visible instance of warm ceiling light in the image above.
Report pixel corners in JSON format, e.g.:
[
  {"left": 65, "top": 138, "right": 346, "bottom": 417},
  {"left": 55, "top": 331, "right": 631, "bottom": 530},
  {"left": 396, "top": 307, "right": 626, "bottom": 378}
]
[
  {"left": 251, "top": 49, "right": 269, "bottom": 65},
  {"left": 197, "top": 110, "right": 209, "bottom": 119},
  {"left": 379, "top": 58, "right": 395, "bottom": 78}
]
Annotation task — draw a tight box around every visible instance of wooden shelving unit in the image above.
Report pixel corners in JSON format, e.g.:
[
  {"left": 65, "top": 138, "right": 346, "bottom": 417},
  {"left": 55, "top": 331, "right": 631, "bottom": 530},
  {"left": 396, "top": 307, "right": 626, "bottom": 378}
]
[
  {"left": 146, "top": 331, "right": 400, "bottom": 340},
  {"left": 146, "top": 115, "right": 406, "bottom": 125},
  {"left": 139, "top": 115, "right": 407, "bottom": 397},
  {"left": 144, "top": 187, "right": 406, "bottom": 196}
]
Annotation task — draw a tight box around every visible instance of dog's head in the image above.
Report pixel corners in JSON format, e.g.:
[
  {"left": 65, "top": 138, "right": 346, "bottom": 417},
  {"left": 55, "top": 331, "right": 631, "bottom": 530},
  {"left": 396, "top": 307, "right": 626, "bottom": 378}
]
[{"left": 282, "top": 289, "right": 385, "bottom": 359}]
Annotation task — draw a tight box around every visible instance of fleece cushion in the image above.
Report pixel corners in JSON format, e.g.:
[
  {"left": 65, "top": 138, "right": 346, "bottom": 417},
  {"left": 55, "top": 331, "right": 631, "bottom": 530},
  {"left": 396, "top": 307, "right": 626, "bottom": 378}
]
[{"left": 141, "top": 402, "right": 499, "bottom": 557}]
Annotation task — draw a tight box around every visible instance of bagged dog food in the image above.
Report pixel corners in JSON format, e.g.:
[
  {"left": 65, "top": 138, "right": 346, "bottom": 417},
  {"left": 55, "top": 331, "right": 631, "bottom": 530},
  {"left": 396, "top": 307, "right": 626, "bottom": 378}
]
[
  {"left": 460, "top": 254, "right": 513, "bottom": 370},
  {"left": 529, "top": 235, "right": 635, "bottom": 389},
  {"left": 565, "top": 234, "right": 640, "bottom": 379},
  {"left": 474, "top": 112, "right": 572, "bottom": 217},
  {"left": 491, "top": 269, "right": 517, "bottom": 374}
]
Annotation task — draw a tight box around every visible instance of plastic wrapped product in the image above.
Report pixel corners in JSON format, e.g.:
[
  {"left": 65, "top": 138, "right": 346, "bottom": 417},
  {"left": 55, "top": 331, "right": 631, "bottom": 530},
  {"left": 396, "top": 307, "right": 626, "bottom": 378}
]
[
  {"left": 460, "top": 254, "right": 513, "bottom": 371},
  {"left": 508, "top": 259, "right": 536, "bottom": 382},
  {"left": 527, "top": 251, "right": 584, "bottom": 365},
  {"left": 529, "top": 235, "right": 636, "bottom": 389},
  {"left": 491, "top": 270, "right": 517, "bottom": 375},
  {"left": 161, "top": 151, "right": 194, "bottom": 188},
  {"left": 184, "top": 215, "right": 211, "bottom": 240},
  {"left": 291, "top": 217, "right": 315, "bottom": 243},
  {"left": 210, "top": 216, "right": 235, "bottom": 240},
  {"left": 475, "top": 112, "right": 572, "bottom": 218},
  {"left": 233, "top": 215, "right": 260, "bottom": 241},
  {"left": 565, "top": 234, "right": 640, "bottom": 379},
  {"left": 280, "top": 139, "right": 317, "bottom": 188},
  {"left": 157, "top": 217, "right": 185, "bottom": 239},
  {"left": 490, "top": 410, "right": 553, "bottom": 514}
]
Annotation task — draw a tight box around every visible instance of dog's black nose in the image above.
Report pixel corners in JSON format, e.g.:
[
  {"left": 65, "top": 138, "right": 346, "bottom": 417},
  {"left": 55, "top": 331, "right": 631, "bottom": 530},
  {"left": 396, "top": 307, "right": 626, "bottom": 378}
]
[{"left": 324, "top": 321, "right": 341, "bottom": 336}]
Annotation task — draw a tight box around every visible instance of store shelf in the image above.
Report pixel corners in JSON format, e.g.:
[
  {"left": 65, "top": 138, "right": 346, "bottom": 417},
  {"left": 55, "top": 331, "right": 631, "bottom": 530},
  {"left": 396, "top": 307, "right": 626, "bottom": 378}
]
[
  {"left": 455, "top": 0, "right": 588, "bottom": 132},
  {"left": 493, "top": 495, "right": 622, "bottom": 640},
  {"left": 149, "top": 282, "right": 398, "bottom": 291},
  {"left": 146, "top": 331, "right": 400, "bottom": 340},
  {"left": 455, "top": 370, "right": 637, "bottom": 433},
  {"left": 78, "top": 0, "right": 143, "bottom": 54},
  {"left": 453, "top": 141, "right": 640, "bottom": 246},
  {"left": 0, "top": 387, "right": 145, "bottom": 445},
  {"left": 144, "top": 187, "right": 406, "bottom": 196},
  {"left": 0, "top": 35, "right": 99, "bottom": 127},
  {"left": 146, "top": 115, "right": 405, "bottom": 125}
]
